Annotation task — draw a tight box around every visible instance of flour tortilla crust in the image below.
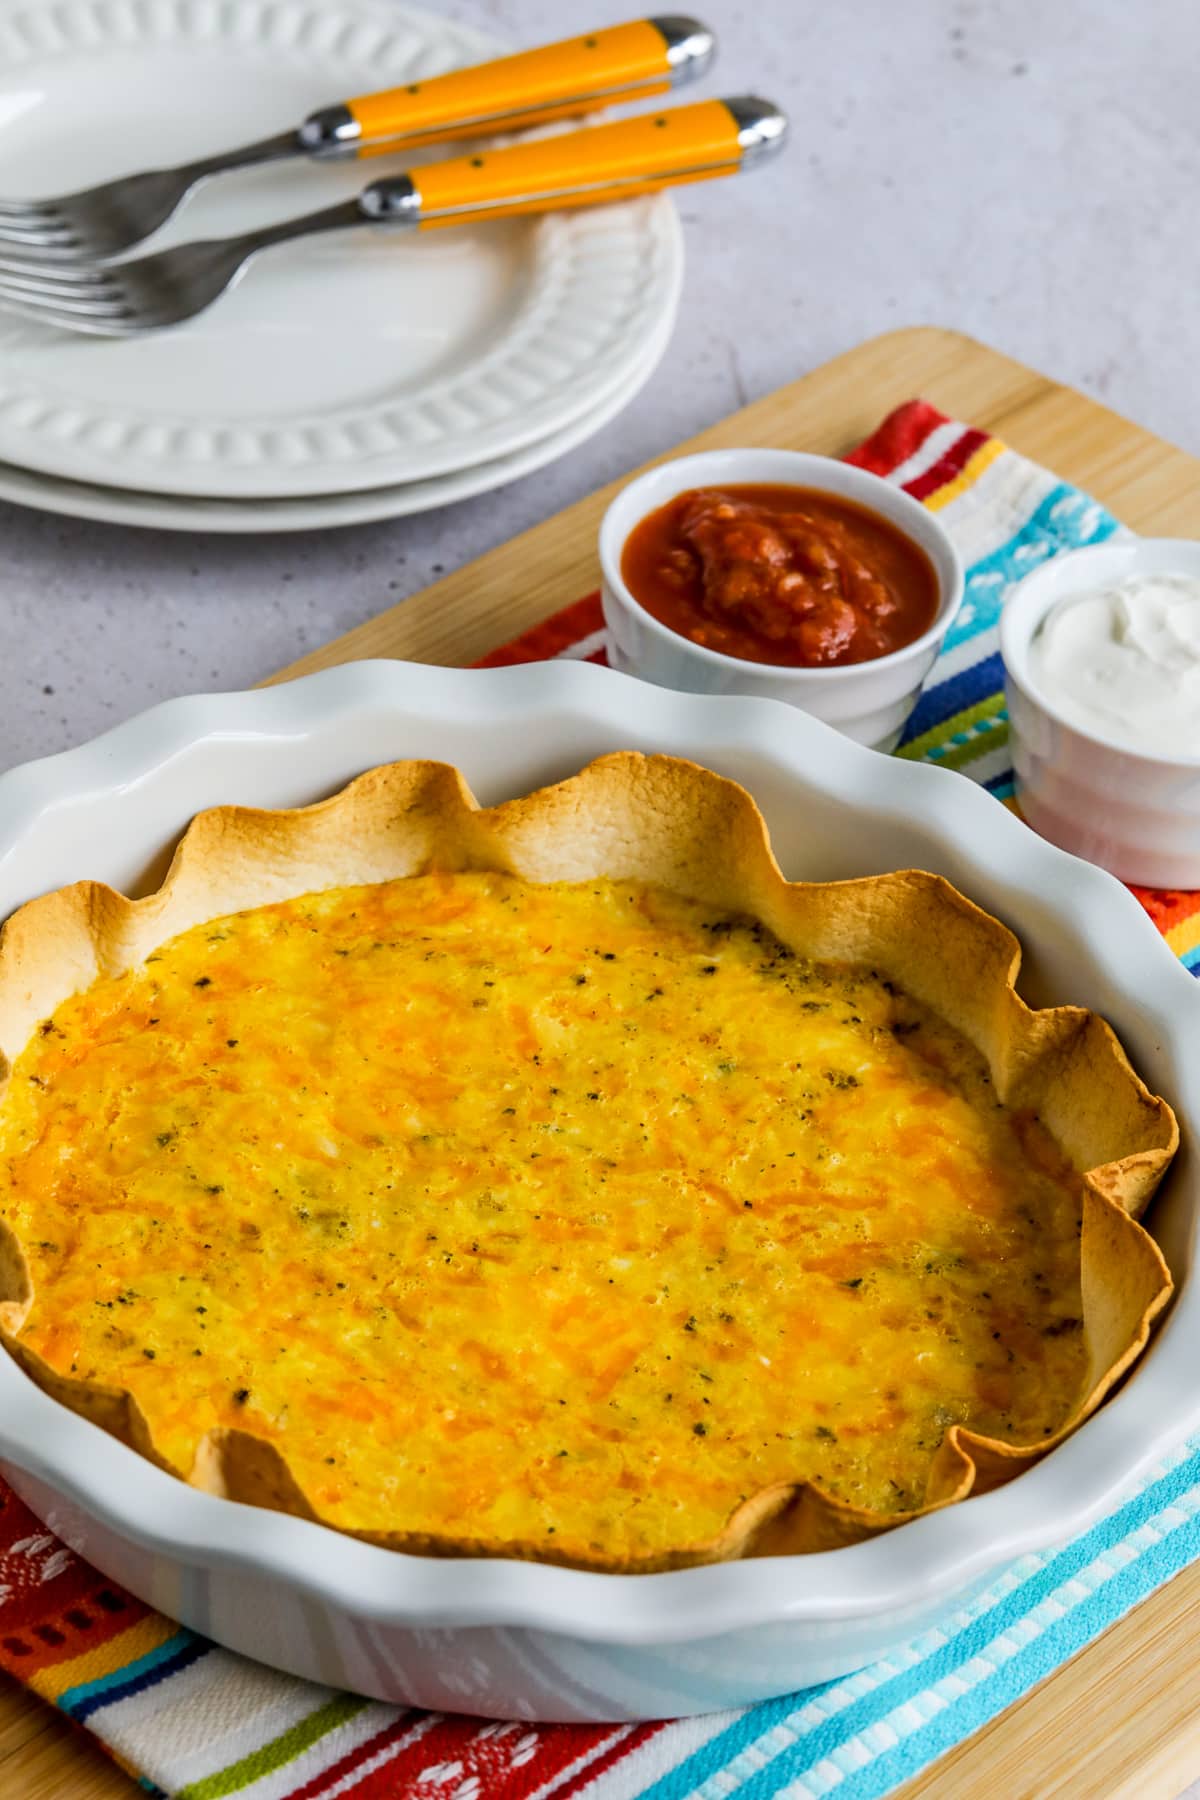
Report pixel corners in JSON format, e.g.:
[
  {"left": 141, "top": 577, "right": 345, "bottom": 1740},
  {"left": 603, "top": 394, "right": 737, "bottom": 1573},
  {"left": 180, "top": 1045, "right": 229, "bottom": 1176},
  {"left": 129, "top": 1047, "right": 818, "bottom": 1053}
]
[{"left": 0, "top": 754, "right": 1178, "bottom": 1568}]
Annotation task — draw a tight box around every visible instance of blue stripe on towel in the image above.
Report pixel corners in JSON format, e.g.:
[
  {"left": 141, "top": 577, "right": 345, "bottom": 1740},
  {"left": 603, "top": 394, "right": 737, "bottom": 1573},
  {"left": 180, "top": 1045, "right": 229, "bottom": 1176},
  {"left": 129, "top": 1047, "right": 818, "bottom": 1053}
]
[
  {"left": 902, "top": 650, "right": 1006, "bottom": 742},
  {"left": 61, "top": 1631, "right": 207, "bottom": 1722}
]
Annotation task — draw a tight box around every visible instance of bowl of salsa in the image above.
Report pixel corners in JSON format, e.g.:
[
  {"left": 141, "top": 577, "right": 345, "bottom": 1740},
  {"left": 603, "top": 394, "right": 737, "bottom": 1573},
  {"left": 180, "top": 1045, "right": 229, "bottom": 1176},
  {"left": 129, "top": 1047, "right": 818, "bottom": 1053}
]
[{"left": 599, "top": 449, "right": 963, "bottom": 750}]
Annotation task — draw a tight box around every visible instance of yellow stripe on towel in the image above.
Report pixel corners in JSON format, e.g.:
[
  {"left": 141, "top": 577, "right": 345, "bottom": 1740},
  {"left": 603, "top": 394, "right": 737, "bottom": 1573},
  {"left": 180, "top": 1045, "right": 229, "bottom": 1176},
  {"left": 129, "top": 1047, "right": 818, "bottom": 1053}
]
[
  {"left": 1165, "top": 912, "right": 1200, "bottom": 963},
  {"left": 924, "top": 436, "right": 1006, "bottom": 510},
  {"left": 30, "top": 1614, "right": 180, "bottom": 1707}
]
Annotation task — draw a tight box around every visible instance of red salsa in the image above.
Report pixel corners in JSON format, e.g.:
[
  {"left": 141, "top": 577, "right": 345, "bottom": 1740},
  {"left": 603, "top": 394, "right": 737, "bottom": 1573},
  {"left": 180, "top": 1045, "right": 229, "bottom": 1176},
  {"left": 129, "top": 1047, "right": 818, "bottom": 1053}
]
[{"left": 620, "top": 483, "right": 940, "bottom": 668}]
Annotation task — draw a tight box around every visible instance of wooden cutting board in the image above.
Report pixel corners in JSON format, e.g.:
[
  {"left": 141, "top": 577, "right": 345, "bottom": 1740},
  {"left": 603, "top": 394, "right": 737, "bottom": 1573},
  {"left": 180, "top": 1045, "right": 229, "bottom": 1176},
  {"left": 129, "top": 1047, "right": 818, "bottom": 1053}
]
[{"left": 4, "top": 325, "right": 1200, "bottom": 1800}]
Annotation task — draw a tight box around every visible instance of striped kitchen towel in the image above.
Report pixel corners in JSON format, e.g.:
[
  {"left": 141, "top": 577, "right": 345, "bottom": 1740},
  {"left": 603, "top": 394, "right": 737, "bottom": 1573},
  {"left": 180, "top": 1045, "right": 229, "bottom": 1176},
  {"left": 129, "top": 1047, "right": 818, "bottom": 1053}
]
[{"left": 1, "top": 397, "right": 1198, "bottom": 1800}]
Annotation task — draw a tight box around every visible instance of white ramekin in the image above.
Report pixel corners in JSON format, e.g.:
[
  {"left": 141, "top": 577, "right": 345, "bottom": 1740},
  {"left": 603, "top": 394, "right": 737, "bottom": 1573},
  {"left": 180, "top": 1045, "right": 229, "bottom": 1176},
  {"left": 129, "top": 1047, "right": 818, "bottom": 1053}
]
[
  {"left": 1001, "top": 539, "right": 1200, "bottom": 888},
  {"left": 598, "top": 448, "right": 964, "bottom": 752}
]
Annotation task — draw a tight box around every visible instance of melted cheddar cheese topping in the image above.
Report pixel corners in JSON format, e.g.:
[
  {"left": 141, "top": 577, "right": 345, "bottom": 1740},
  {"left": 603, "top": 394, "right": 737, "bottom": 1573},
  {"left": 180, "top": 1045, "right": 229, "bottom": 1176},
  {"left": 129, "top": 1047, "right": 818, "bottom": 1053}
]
[{"left": 0, "top": 874, "right": 1087, "bottom": 1562}]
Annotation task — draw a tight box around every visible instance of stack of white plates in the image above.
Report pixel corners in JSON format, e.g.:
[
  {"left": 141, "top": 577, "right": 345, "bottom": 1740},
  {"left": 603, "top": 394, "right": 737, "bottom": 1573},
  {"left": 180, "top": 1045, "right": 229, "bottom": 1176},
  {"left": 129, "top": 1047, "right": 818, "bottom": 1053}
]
[{"left": 0, "top": 0, "right": 683, "bottom": 532}]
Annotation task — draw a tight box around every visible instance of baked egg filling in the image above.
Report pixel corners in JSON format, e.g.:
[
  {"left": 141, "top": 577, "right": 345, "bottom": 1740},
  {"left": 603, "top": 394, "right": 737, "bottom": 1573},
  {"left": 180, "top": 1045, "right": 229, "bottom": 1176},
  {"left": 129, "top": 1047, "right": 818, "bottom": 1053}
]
[{"left": 0, "top": 872, "right": 1087, "bottom": 1562}]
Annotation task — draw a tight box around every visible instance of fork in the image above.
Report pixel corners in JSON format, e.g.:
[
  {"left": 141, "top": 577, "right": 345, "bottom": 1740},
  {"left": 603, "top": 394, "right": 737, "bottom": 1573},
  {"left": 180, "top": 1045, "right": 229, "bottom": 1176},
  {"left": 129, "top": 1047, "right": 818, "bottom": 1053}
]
[
  {"left": 0, "top": 97, "right": 785, "bottom": 337},
  {"left": 0, "top": 15, "right": 714, "bottom": 263}
]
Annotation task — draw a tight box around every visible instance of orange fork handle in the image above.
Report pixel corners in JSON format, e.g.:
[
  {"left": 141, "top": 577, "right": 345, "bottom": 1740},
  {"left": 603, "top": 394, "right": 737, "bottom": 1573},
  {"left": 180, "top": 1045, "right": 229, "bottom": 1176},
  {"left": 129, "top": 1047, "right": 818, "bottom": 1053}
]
[
  {"left": 347, "top": 20, "right": 696, "bottom": 156},
  {"left": 408, "top": 98, "right": 748, "bottom": 228}
]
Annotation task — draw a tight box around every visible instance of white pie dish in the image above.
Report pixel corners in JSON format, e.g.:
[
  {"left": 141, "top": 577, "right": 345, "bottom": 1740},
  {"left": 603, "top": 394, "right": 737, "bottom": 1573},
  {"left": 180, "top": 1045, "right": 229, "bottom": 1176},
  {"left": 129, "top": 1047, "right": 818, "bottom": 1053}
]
[
  {"left": 598, "top": 448, "right": 964, "bottom": 751},
  {"left": 1001, "top": 539, "right": 1200, "bottom": 887},
  {"left": 0, "top": 657, "right": 1194, "bottom": 1722}
]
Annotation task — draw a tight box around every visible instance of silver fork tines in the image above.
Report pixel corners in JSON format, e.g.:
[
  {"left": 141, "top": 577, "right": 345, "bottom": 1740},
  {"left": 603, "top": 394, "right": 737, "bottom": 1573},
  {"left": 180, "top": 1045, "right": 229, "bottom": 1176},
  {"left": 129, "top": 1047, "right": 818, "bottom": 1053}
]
[
  {"left": 0, "top": 134, "right": 299, "bottom": 262},
  {"left": 0, "top": 198, "right": 368, "bottom": 335}
]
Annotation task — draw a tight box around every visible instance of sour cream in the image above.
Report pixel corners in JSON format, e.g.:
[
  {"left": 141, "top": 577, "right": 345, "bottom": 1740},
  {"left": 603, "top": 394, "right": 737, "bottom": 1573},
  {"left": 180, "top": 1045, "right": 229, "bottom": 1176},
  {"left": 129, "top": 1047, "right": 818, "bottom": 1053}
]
[{"left": 1029, "top": 572, "right": 1200, "bottom": 758}]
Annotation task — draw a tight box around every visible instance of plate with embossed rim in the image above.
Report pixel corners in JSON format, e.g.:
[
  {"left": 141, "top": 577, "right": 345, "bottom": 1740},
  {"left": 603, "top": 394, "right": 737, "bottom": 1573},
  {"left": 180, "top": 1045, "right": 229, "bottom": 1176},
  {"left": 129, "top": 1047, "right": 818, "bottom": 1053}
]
[
  {"left": 0, "top": 0, "right": 683, "bottom": 500},
  {"left": 0, "top": 289, "right": 673, "bottom": 530}
]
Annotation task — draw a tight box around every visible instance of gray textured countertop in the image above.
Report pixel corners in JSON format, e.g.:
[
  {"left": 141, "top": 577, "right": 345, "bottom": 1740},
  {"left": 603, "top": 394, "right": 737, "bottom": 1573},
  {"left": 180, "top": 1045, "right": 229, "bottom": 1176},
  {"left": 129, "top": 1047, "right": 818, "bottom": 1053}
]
[{"left": 3, "top": 0, "right": 1197, "bottom": 775}]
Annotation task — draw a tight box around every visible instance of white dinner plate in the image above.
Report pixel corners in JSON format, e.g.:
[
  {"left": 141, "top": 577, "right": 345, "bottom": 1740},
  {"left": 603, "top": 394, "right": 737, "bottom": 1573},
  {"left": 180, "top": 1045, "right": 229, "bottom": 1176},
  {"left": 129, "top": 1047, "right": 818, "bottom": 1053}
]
[
  {"left": 0, "top": 0, "right": 683, "bottom": 500},
  {"left": 0, "top": 290, "right": 675, "bottom": 531}
]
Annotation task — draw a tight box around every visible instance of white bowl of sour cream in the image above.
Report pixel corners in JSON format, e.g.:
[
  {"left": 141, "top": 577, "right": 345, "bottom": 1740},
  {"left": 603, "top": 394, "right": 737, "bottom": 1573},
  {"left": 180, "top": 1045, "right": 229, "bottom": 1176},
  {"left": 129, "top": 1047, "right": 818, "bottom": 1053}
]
[{"left": 1001, "top": 539, "right": 1200, "bottom": 887}]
